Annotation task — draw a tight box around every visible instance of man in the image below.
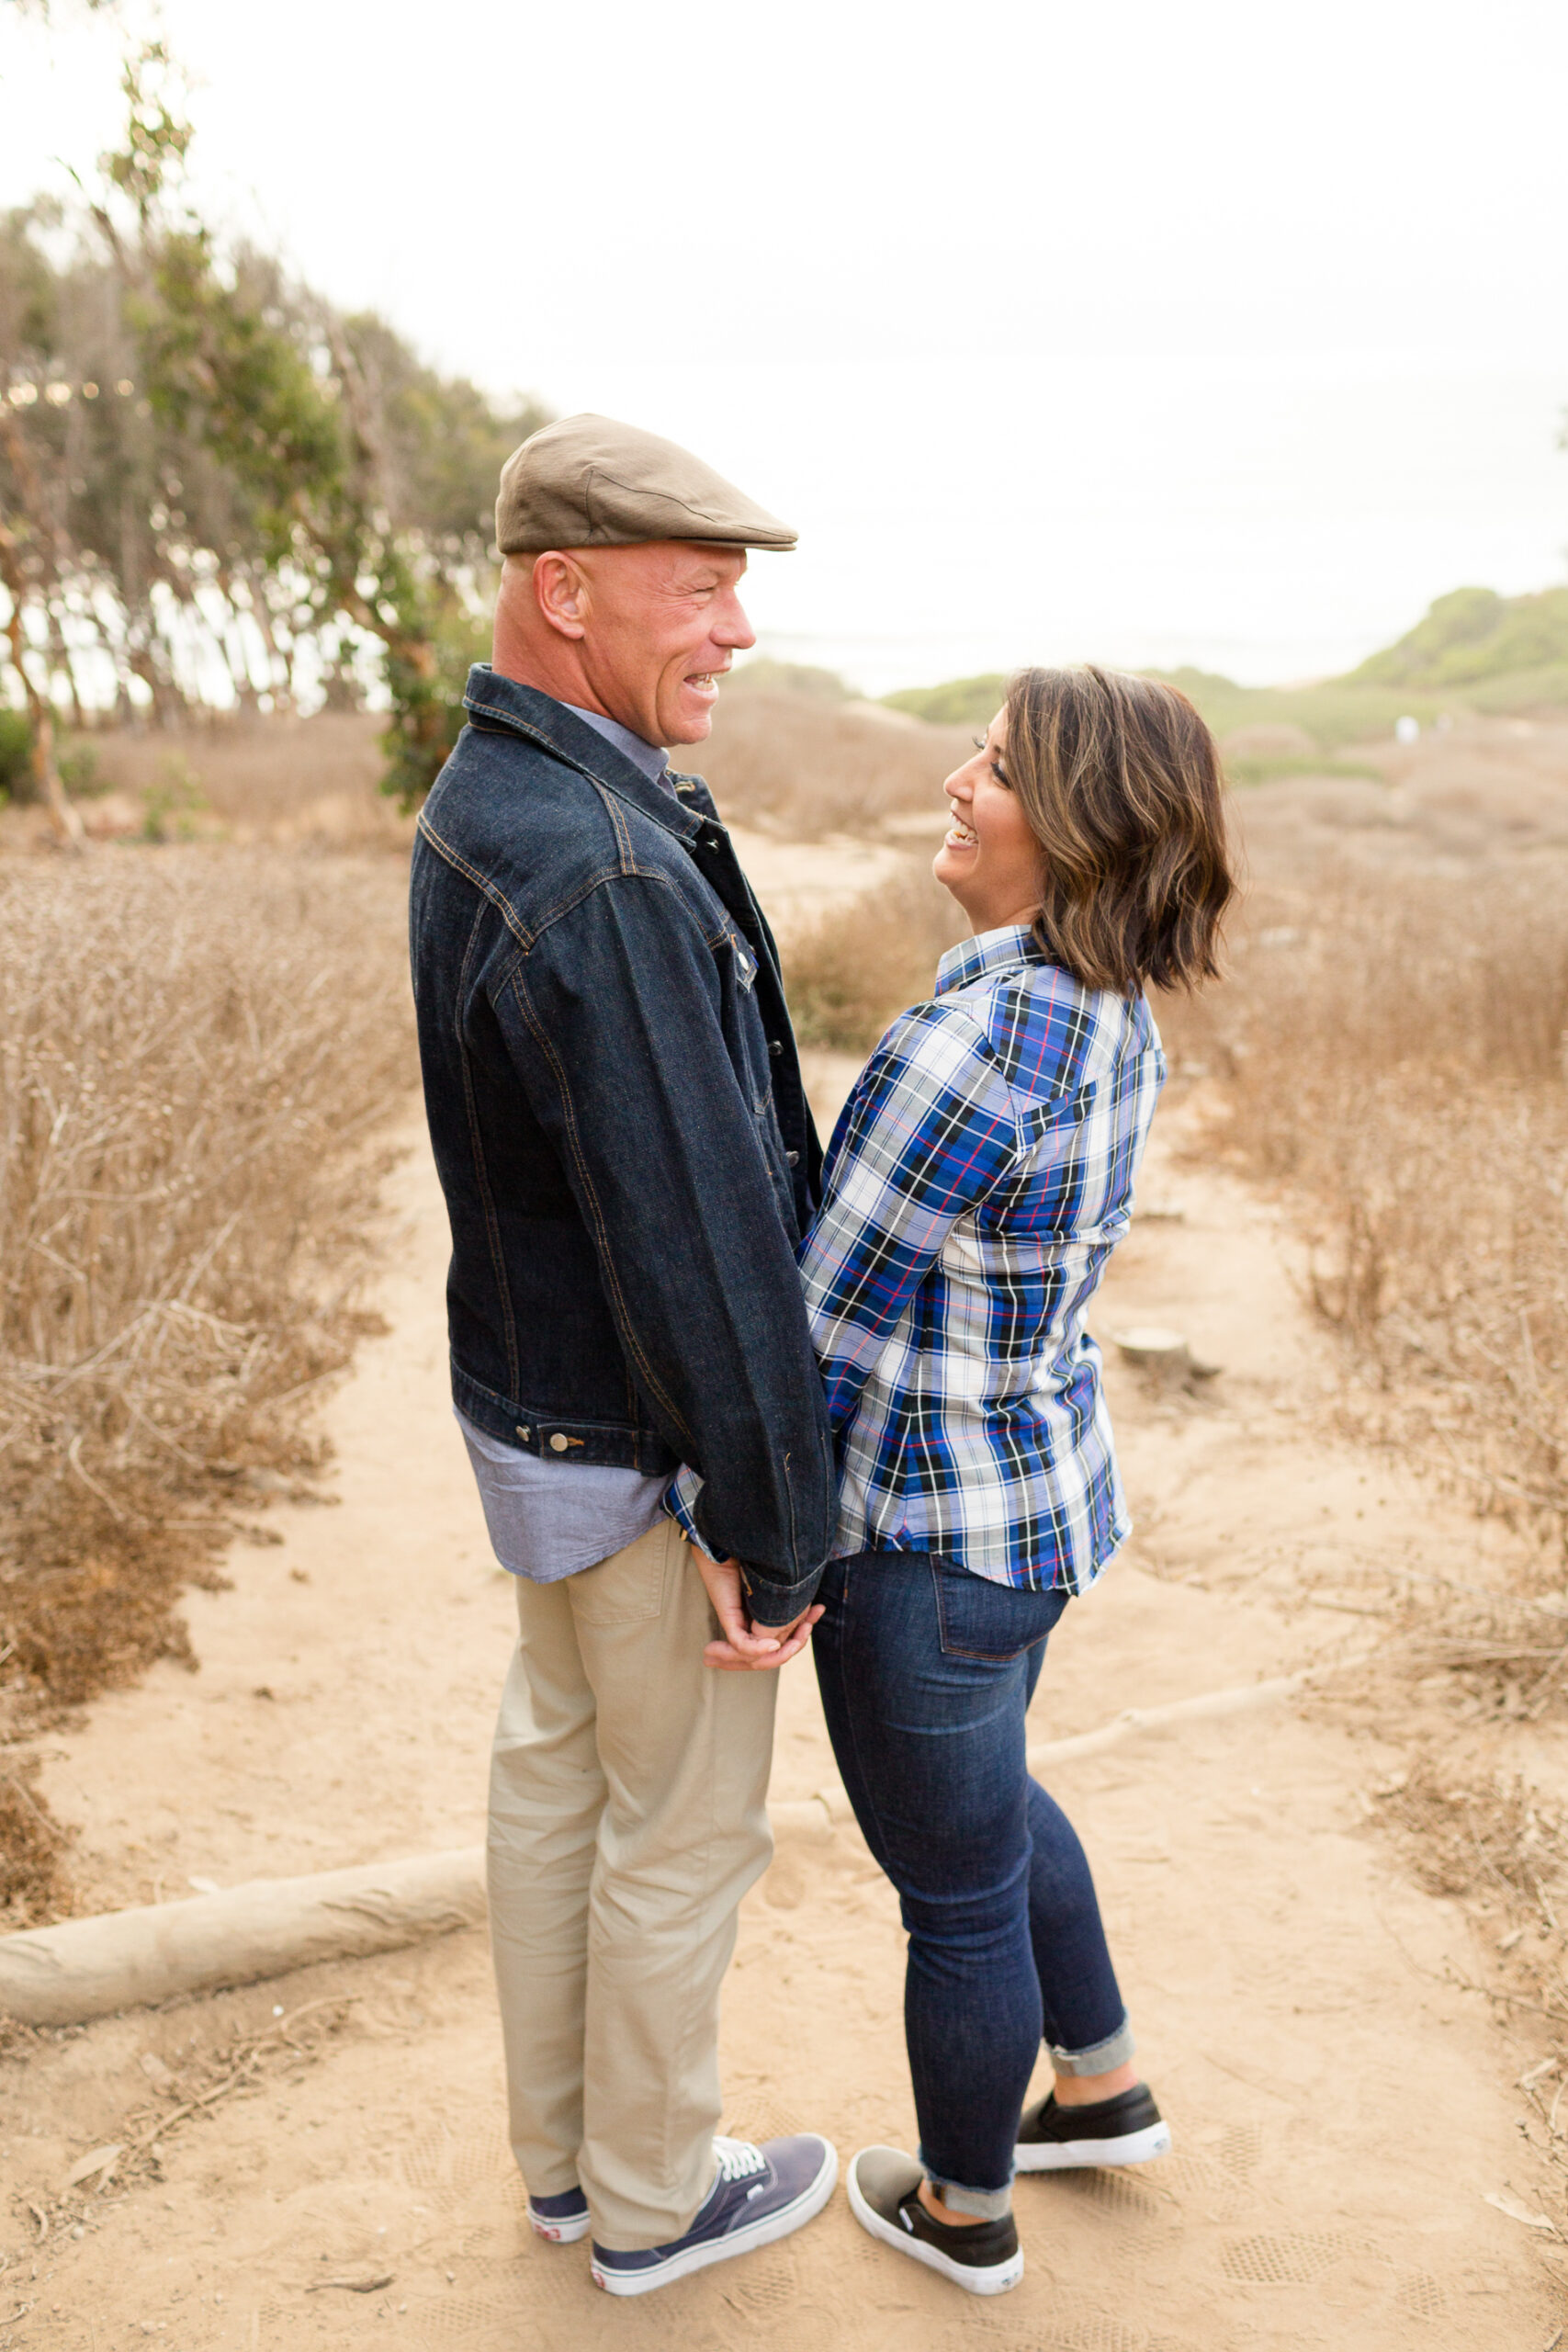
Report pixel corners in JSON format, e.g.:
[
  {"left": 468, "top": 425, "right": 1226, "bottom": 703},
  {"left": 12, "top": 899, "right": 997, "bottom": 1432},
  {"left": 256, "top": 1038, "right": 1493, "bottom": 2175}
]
[{"left": 409, "top": 415, "right": 836, "bottom": 2296}]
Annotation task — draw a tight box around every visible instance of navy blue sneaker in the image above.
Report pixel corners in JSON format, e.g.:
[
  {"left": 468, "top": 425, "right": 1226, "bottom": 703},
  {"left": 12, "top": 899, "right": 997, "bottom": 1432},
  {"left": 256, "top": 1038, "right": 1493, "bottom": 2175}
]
[
  {"left": 527, "top": 2185, "right": 591, "bottom": 2244},
  {"left": 590, "top": 2133, "right": 838, "bottom": 2296}
]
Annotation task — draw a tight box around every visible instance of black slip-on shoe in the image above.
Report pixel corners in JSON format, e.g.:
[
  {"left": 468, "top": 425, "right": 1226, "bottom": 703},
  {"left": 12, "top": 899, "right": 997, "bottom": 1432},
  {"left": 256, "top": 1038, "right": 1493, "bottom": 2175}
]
[
  {"left": 1014, "top": 2083, "right": 1171, "bottom": 2172},
  {"left": 846, "top": 2146, "right": 1022, "bottom": 2296}
]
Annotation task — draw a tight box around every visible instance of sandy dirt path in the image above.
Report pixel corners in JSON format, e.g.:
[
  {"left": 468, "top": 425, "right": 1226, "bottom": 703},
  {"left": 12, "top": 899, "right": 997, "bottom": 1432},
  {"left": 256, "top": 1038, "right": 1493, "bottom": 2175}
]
[{"left": 5, "top": 839, "right": 1564, "bottom": 2347}]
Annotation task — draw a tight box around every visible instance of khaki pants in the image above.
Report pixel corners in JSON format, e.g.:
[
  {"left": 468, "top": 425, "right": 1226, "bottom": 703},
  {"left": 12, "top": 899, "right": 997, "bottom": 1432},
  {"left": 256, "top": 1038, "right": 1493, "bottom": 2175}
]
[{"left": 487, "top": 1519, "right": 777, "bottom": 2249}]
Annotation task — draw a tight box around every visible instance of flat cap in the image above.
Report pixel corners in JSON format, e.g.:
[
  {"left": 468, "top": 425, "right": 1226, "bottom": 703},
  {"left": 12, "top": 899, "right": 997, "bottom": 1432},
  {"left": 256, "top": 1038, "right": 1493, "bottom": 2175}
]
[{"left": 496, "top": 413, "right": 797, "bottom": 556}]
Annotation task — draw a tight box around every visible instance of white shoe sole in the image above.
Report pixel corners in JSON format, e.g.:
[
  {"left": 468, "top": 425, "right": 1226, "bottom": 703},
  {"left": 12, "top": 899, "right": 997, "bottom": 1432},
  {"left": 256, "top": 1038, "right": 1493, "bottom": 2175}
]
[
  {"left": 1013, "top": 2120, "right": 1171, "bottom": 2173},
  {"left": 591, "top": 2143, "right": 839, "bottom": 2297},
  {"left": 528, "top": 2206, "right": 592, "bottom": 2244},
  {"left": 846, "top": 2161, "right": 1023, "bottom": 2296}
]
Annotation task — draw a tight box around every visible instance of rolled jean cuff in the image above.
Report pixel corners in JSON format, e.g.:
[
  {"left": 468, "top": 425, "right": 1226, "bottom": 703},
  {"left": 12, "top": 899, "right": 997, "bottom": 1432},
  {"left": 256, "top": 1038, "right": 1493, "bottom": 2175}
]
[
  {"left": 1049, "top": 2018, "right": 1135, "bottom": 2077},
  {"left": 923, "top": 2169, "right": 1012, "bottom": 2222}
]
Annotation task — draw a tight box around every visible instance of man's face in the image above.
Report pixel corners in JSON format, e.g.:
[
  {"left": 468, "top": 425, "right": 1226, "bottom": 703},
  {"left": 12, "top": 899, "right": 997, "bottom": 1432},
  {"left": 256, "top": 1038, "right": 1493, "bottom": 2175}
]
[{"left": 562, "top": 541, "right": 756, "bottom": 746}]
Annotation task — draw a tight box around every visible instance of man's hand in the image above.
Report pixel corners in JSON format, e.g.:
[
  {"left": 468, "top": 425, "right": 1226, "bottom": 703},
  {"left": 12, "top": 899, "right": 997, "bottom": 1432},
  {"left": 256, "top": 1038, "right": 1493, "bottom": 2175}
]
[{"left": 694, "top": 1550, "right": 824, "bottom": 1672}]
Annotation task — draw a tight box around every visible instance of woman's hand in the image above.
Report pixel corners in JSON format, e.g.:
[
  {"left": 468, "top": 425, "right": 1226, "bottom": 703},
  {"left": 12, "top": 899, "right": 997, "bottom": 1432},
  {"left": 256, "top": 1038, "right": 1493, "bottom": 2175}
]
[{"left": 694, "top": 1550, "right": 824, "bottom": 1671}]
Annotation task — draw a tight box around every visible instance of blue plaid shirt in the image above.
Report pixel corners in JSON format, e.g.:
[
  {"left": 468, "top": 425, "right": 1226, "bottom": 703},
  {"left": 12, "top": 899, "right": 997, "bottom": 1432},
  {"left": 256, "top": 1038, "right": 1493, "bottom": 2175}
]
[
  {"left": 794, "top": 923, "right": 1165, "bottom": 1590},
  {"left": 667, "top": 924, "right": 1165, "bottom": 1590}
]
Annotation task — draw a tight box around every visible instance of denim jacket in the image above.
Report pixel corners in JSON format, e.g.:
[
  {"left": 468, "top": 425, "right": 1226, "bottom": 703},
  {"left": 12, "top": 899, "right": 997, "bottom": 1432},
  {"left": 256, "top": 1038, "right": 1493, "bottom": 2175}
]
[{"left": 409, "top": 668, "right": 834, "bottom": 1622}]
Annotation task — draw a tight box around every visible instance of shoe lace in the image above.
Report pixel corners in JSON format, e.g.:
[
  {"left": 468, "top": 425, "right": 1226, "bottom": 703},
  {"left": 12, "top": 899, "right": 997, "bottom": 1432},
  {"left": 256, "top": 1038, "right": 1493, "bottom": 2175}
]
[{"left": 712, "top": 2135, "right": 768, "bottom": 2185}]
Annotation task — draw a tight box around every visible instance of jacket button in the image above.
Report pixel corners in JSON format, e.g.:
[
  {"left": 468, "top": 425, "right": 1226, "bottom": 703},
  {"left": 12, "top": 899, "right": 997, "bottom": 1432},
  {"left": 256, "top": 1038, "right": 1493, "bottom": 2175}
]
[
  {"left": 548, "top": 1432, "right": 570, "bottom": 1453},
  {"left": 516, "top": 1425, "right": 531, "bottom": 1441},
  {"left": 768, "top": 1039, "right": 783, "bottom": 1057},
  {"left": 786, "top": 1150, "right": 799, "bottom": 1166}
]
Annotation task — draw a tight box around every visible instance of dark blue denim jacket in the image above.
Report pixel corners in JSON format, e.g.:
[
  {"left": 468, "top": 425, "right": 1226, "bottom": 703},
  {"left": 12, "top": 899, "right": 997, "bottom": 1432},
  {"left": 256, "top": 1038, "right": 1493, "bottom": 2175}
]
[{"left": 409, "top": 669, "right": 834, "bottom": 1622}]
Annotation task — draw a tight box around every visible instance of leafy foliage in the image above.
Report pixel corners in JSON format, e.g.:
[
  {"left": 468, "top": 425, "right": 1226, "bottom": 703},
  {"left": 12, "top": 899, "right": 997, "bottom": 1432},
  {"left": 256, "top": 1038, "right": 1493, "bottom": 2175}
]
[
  {"left": 0, "top": 706, "right": 31, "bottom": 798},
  {"left": 0, "top": 43, "right": 548, "bottom": 807}
]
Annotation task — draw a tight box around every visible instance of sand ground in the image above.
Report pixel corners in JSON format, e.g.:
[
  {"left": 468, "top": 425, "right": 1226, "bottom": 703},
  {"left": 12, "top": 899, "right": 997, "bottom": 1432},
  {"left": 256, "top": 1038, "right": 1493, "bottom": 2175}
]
[{"left": 5, "top": 825, "right": 1567, "bottom": 2349}]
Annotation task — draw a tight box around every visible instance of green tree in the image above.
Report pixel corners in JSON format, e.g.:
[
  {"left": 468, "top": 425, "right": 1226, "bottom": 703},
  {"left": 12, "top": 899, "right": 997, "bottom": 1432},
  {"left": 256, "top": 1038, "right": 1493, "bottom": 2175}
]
[{"left": 0, "top": 39, "right": 549, "bottom": 811}]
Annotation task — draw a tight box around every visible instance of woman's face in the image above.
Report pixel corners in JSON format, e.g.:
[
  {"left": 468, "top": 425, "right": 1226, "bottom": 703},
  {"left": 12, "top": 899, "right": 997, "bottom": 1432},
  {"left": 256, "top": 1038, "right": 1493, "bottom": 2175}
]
[{"left": 932, "top": 707, "right": 1043, "bottom": 933}]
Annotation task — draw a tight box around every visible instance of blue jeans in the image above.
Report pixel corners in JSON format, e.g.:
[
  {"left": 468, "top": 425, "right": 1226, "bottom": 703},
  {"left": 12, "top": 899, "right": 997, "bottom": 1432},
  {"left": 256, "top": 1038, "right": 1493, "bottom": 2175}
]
[{"left": 813, "top": 1551, "right": 1134, "bottom": 2204}]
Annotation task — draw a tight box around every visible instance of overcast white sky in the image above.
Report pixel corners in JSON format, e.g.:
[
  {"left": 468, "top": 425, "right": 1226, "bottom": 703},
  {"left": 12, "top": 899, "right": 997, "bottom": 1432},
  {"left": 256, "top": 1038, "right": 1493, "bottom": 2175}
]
[{"left": 5, "top": 0, "right": 1567, "bottom": 686}]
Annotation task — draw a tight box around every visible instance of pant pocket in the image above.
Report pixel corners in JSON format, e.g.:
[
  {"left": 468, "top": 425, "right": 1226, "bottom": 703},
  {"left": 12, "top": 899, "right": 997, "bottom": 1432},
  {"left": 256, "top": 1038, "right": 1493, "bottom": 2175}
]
[
  {"left": 571, "top": 1522, "right": 678, "bottom": 1626},
  {"left": 930, "top": 1557, "right": 1068, "bottom": 1662}
]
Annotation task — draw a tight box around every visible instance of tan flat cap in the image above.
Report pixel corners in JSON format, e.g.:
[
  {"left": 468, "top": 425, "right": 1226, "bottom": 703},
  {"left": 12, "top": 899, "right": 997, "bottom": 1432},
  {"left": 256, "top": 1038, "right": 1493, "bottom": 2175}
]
[{"left": 496, "top": 413, "right": 797, "bottom": 556}]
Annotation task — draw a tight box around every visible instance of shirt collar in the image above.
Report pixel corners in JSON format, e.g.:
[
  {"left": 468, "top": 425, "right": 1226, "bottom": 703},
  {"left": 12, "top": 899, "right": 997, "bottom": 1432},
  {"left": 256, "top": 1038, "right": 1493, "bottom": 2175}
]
[
  {"left": 563, "top": 703, "right": 671, "bottom": 790},
  {"left": 934, "top": 922, "right": 1045, "bottom": 996}
]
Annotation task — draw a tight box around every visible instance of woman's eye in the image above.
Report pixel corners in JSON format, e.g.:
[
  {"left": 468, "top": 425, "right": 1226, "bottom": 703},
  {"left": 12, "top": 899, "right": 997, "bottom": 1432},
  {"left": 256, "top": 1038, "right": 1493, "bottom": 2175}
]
[
  {"left": 971, "top": 734, "right": 986, "bottom": 752},
  {"left": 990, "top": 761, "right": 1010, "bottom": 786}
]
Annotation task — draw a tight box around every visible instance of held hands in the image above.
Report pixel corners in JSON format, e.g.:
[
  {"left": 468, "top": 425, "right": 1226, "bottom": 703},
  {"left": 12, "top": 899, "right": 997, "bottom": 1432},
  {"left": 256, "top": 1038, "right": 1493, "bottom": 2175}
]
[{"left": 694, "top": 1550, "right": 824, "bottom": 1672}]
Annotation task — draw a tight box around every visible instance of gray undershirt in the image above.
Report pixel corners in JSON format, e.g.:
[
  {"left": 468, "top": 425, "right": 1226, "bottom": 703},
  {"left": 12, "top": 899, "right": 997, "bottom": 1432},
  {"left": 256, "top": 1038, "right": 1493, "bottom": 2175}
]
[{"left": 457, "top": 700, "right": 675, "bottom": 1582}]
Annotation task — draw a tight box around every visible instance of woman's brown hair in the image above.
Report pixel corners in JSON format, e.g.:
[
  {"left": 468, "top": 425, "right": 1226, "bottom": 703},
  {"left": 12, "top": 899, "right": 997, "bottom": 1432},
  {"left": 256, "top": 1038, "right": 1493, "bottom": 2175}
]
[{"left": 1002, "top": 664, "right": 1235, "bottom": 994}]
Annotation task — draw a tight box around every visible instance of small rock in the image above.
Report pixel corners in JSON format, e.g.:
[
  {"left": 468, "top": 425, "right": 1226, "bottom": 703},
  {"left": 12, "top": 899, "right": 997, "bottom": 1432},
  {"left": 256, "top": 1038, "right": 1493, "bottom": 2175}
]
[{"left": 1111, "top": 1327, "right": 1222, "bottom": 1388}]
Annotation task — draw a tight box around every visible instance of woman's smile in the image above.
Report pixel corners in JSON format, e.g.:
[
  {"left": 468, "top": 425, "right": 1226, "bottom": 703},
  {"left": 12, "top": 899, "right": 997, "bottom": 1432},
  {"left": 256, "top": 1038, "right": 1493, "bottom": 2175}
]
[{"left": 931, "top": 707, "right": 1044, "bottom": 933}]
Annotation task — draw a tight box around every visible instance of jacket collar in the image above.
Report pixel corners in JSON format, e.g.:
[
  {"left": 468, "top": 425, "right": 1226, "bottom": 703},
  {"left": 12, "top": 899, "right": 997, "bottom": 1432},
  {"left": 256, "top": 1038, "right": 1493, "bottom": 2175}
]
[
  {"left": 461, "top": 666, "right": 706, "bottom": 843},
  {"left": 934, "top": 922, "right": 1046, "bottom": 997}
]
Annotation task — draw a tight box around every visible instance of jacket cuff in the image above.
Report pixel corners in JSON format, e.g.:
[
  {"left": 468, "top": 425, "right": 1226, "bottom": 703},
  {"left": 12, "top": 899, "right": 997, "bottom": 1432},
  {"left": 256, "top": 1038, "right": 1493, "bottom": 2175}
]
[{"left": 740, "top": 1561, "right": 826, "bottom": 1626}]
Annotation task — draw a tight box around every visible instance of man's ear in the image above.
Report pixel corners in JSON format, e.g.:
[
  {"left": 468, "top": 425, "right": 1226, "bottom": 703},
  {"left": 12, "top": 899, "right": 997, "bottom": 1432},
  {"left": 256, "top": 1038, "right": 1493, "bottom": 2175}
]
[{"left": 532, "top": 552, "right": 590, "bottom": 641}]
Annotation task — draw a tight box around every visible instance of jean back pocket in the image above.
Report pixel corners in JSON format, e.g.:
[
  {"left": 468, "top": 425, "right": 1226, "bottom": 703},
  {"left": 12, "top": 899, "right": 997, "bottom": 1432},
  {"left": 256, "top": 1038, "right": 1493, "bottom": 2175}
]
[{"left": 930, "top": 1556, "right": 1068, "bottom": 1663}]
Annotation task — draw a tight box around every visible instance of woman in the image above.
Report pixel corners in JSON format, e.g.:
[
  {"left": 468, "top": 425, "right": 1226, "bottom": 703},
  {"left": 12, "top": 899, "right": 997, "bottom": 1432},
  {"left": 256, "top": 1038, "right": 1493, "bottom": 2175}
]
[{"left": 800, "top": 665, "right": 1234, "bottom": 2293}]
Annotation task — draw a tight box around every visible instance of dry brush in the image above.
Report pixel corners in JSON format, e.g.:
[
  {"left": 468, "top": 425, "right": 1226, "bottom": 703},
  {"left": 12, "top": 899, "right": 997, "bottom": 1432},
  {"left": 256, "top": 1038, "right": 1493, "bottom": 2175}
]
[
  {"left": 1157, "top": 857, "right": 1568, "bottom": 1711},
  {"left": 1, "top": 847, "right": 415, "bottom": 1918}
]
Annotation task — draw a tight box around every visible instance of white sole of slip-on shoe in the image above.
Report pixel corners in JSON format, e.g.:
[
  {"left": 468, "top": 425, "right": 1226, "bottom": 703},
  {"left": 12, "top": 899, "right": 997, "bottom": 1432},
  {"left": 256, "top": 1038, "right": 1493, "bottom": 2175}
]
[
  {"left": 847, "top": 2148, "right": 1023, "bottom": 2296},
  {"left": 591, "top": 2140, "right": 838, "bottom": 2297},
  {"left": 1013, "top": 2118, "right": 1172, "bottom": 2172}
]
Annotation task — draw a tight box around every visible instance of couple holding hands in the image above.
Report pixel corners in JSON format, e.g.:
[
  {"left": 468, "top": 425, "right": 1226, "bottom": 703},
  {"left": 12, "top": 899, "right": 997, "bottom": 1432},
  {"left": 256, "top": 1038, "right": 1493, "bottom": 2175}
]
[{"left": 409, "top": 416, "right": 1234, "bottom": 2301}]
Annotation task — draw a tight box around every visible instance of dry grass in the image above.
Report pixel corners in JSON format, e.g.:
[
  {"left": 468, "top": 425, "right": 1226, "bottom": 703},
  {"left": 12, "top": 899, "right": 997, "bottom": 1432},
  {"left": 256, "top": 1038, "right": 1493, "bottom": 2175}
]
[
  {"left": 1157, "top": 860, "right": 1568, "bottom": 1589},
  {"left": 0, "top": 848, "right": 415, "bottom": 1917},
  {"left": 0, "top": 1757, "right": 69, "bottom": 1925},
  {"left": 1373, "top": 1751, "right": 1568, "bottom": 1906},
  {"left": 782, "top": 859, "right": 967, "bottom": 1052},
  {"left": 28, "top": 695, "right": 966, "bottom": 853},
  {"left": 697, "top": 690, "right": 970, "bottom": 841},
  {"left": 7, "top": 713, "right": 414, "bottom": 852},
  {"left": 1368, "top": 1753, "right": 1568, "bottom": 2118}
]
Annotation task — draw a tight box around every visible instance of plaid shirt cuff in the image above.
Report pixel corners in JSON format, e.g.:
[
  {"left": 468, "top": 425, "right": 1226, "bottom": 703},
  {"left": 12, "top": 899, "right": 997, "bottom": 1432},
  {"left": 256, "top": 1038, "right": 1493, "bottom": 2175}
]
[{"left": 663, "top": 1466, "right": 722, "bottom": 1561}]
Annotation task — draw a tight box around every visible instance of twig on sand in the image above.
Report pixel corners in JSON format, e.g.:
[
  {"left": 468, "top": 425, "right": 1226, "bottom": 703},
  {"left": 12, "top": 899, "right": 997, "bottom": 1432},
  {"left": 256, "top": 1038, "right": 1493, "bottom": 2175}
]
[
  {"left": 130, "top": 1996, "right": 362, "bottom": 2149},
  {"left": 1444, "top": 1973, "right": 1568, "bottom": 2028},
  {"left": 307, "top": 2274, "right": 393, "bottom": 2295}
]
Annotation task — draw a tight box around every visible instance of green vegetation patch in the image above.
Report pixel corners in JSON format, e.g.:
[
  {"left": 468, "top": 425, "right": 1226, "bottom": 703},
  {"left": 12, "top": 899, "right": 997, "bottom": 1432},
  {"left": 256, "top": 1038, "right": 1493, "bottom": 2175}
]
[
  {"left": 883, "top": 673, "right": 1011, "bottom": 729},
  {"left": 879, "top": 584, "right": 1568, "bottom": 764},
  {"left": 1351, "top": 584, "right": 1568, "bottom": 689},
  {"left": 1224, "top": 753, "right": 1384, "bottom": 789},
  {"left": 0, "top": 709, "right": 31, "bottom": 804}
]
